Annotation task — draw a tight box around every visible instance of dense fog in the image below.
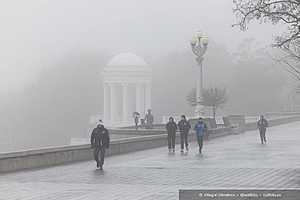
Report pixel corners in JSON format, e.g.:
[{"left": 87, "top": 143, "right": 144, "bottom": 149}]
[{"left": 0, "top": 1, "right": 292, "bottom": 152}]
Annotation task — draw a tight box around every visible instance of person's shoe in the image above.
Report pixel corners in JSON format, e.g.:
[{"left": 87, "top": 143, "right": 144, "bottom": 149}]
[
  {"left": 96, "top": 162, "right": 99, "bottom": 168},
  {"left": 181, "top": 149, "right": 184, "bottom": 153},
  {"left": 172, "top": 149, "right": 175, "bottom": 153},
  {"left": 168, "top": 149, "right": 171, "bottom": 153},
  {"left": 99, "top": 165, "right": 103, "bottom": 170},
  {"left": 186, "top": 147, "right": 189, "bottom": 152},
  {"left": 199, "top": 149, "right": 202, "bottom": 154}
]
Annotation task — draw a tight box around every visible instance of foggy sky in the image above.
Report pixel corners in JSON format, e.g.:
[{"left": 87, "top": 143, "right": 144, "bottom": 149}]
[{"left": 0, "top": 0, "right": 283, "bottom": 95}]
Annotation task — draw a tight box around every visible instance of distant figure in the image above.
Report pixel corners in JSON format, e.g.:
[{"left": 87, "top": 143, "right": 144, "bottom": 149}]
[
  {"left": 257, "top": 115, "right": 268, "bottom": 144},
  {"left": 133, "top": 112, "right": 140, "bottom": 130},
  {"left": 90, "top": 120, "right": 110, "bottom": 170},
  {"left": 194, "top": 117, "right": 207, "bottom": 154},
  {"left": 140, "top": 118, "right": 145, "bottom": 128},
  {"left": 178, "top": 115, "right": 191, "bottom": 153},
  {"left": 145, "top": 109, "right": 154, "bottom": 129},
  {"left": 166, "top": 117, "right": 177, "bottom": 153},
  {"left": 134, "top": 116, "right": 139, "bottom": 130}
]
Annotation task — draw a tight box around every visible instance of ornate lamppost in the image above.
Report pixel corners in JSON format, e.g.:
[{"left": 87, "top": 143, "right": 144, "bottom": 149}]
[{"left": 190, "top": 31, "right": 208, "bottom": 116}]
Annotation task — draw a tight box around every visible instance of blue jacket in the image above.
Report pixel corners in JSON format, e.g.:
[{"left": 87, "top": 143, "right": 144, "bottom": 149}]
[{"left": 194, "top": 121, "right": 207, "bottom": 137}]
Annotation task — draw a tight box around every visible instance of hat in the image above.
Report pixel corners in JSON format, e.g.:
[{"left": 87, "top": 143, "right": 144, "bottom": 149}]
[{"left": 98, "top": 119, "right": 104, "bottom": 125}]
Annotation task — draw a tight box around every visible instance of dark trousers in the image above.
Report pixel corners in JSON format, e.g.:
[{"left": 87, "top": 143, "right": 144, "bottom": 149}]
[
  {"left": 168, "top": 133, "right": 176, "bottom": 149},
  {"left": 259, "top": 128, "right": 267, "bottom": 144},
  {"left": 197, "top": 135, "right": 204, "bottom": 153},
  {"left": 180, "top": 131, "right": 189, "bottom": 150},
  {"left": 93, "top": 146, "right": 106, "bottom": 166}
]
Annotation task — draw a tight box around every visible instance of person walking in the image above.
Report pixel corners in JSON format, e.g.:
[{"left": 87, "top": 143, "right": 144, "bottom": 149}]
[
  {"left": 145, "top": 109, "right": 154, "bottom": 129},
  {"left": 178, "top": 115, "right": 191, "bottom": 153},
  {"left": 257, "top": 115, "right": 268, "bottom": 144},
  {"left": 133, "top": 112, "right": 140, "bottom": 130},
  {"left": 166, "top": 117, "right": 177, "bottom": 153},
  {"left": 194, "top": 117, "right": 207, "bottom": 154},
  {"left": 90, "top": 121, "right": 110, "bottom": 170}
]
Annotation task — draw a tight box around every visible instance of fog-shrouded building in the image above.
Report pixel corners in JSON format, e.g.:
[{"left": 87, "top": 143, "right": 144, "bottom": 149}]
[{"left": 103, "top": 53, "right": 152, "bottom": 127}]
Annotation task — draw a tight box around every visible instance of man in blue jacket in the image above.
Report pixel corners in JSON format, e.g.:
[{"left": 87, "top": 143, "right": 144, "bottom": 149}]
[{"left": 194, "top": 117, "right": 207, "bottom": 154}]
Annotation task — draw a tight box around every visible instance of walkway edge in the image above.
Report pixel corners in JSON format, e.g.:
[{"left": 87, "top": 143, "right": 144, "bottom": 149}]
[{"left": 1, "top": 115, "right": 300, "bottom": 173}]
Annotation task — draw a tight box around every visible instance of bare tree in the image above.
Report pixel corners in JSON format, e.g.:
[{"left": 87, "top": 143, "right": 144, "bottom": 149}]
[
  {"left": 187, "top": 88, "right": 227, "bottom": 119},
  {"left": 233, "top": 0, "right": 300, "bottom": 78},
  {"left": 233, "top": 0, "right": 300, "bottom": 47}
]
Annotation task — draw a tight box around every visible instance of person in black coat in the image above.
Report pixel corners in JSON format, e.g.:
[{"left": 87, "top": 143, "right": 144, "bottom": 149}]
[
  {"left": 257, "top": 115, "right": 268, "bottom": 144},
  {"left": 166, "top": 117, "right": 177, "bottom": 153},
  {"left": 178, "top": 115, "right": 191, "bottom": 153},
  {"left": 90, "top": 122, "right": 110, "bottom": 170}
]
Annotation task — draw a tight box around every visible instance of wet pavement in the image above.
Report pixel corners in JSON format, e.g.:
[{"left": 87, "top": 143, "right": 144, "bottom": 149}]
[{"left": 1, "top": 122, "right": 300, "bottom": 199}]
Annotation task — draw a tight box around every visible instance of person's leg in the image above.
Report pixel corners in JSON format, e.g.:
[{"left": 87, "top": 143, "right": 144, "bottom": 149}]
[
  {"left": 197, "top": 135, "right": 201, "bottom": 153},
  {"left": 263, "top": 129, "right": 267, "bottom": 143},
  {"left": 180, "top": 132, "right": 184, "bottom": 151},
  {"left": 99, "top": 147, "right": 105, "bottom": 169},
  {"left": 94, "top": 147, "right": 100, "bottom": 167},
  {"left": 259, "top": 130, "right": 264, "bottom": 144},
  {"left": 93, "top": 148, "right": 97, "bottom": 162},
  {"left": 184, "top": 132, "right": 189, "bottom": 151},
  {"left": 168, "top": 134, "right": 172, "bottom": 151},
  {"left": 199, "top": 136, "right": 203, "bottom": 153},
  {"left": 172, "top": 133, "right": 176, "bottom": 152}
]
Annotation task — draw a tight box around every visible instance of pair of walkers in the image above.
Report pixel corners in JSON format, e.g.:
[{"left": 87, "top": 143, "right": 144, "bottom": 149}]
[
  {"left": 90, "top": 120, "right": 110, "bottom": 170},
  {"left": 166, "top": 116, "right": 207, "bottom": 154}
]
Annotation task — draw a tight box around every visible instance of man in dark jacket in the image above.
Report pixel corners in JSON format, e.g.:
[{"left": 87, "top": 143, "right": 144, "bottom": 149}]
[
  {"left": 257, "top": 115, "right": 268, "bottom": 144},
  {"left": 90, "top": 121, "right": 110, "bottom": 170},
  {"left": 166, "top": 117, "right": 177, "bottom": 153},
  {"left": 178, "top": 115, "right": 191, "bottom": 153}
]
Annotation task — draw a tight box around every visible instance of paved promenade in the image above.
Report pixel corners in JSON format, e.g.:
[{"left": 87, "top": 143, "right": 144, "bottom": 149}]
[{"left": 1, "top": 122, "right": 300, "bottom": 199}]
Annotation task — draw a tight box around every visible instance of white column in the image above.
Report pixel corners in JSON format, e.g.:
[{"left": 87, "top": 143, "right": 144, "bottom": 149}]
[
  {"left": 136, "top": 83, "right": 142, "bottom": 114},
  {"left": 103, "top": 83, "right": 109, "bottom": 122},
  {"left": 141, "top": 84, "right": 145, "bottom": 115},
  {"left": 122, "top": 83, "right": 129, "bottom": 123},
  {"left": 110, "top": 83, "right": 117, "bottom": 125},
  {"left": 145, "top": 82, "right": 152, "bottom": 113}
]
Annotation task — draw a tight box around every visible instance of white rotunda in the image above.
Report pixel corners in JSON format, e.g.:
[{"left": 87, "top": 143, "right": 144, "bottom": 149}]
[{"left": 103, "top": 53, "right": 152, "bottom": 126}]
